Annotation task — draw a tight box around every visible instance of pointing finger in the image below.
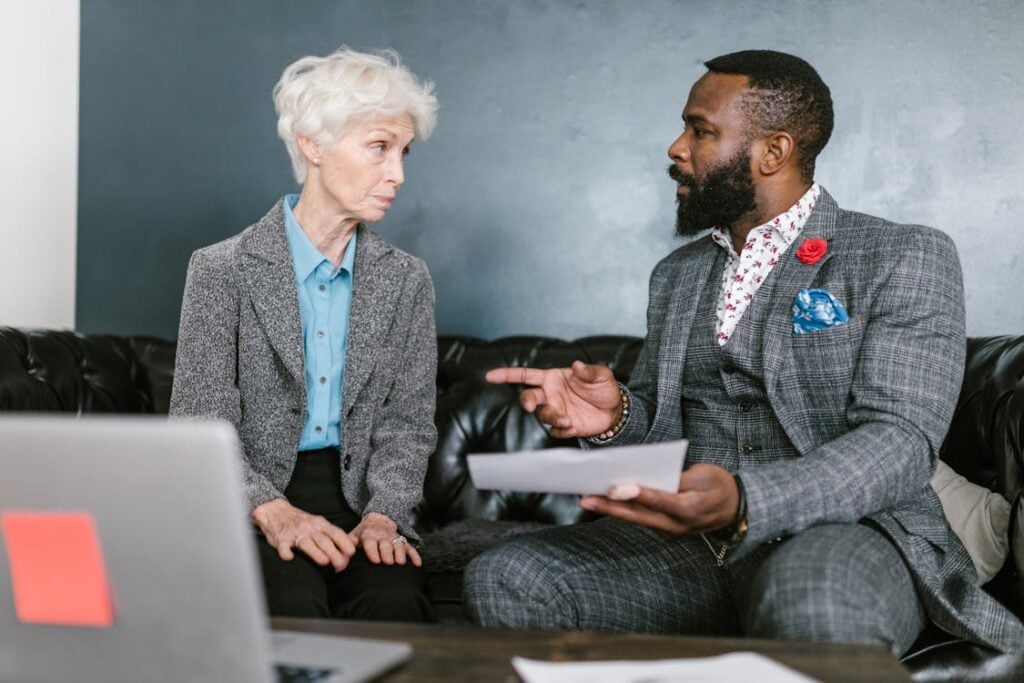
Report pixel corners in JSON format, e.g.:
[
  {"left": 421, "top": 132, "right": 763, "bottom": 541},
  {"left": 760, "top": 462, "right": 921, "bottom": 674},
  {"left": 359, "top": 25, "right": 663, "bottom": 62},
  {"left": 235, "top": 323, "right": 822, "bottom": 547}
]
[{"left": 486, "top": 366, "right": 550, "bottom": 387}]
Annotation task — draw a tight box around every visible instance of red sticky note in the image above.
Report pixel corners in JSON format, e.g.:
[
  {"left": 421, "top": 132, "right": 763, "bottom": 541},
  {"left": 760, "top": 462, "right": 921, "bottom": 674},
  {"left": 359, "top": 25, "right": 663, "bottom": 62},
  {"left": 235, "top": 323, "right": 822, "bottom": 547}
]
[{"left": 1, "top": 511, "right": 115, "bottom": 628}]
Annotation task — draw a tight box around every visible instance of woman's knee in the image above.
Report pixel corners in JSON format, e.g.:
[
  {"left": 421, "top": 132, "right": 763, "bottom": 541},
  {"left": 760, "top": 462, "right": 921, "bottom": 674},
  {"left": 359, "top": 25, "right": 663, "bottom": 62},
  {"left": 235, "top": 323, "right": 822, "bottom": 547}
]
[
  {"left": 339, "top": 582, "right": 434, "bottom": 622},
  {"left": 266, "top": 583, "right": 330, "bottom": 618}
]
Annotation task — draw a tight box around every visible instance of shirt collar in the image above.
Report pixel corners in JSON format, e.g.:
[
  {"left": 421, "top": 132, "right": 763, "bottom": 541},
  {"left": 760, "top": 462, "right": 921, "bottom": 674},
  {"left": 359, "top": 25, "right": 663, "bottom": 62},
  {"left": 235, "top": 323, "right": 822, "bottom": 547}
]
[
  {"left": 711, "top": 182, "right": 821, "bottom": 254},
  {"left": 283, "top": 194, "right": 357, "bottom": 280}
]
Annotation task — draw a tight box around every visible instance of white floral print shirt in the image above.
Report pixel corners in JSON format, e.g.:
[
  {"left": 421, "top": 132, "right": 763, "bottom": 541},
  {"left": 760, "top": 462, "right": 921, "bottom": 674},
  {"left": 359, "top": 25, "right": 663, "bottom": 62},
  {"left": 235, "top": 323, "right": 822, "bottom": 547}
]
[{"left": 709, "top": 183, "right": 820, "bottom": 345}]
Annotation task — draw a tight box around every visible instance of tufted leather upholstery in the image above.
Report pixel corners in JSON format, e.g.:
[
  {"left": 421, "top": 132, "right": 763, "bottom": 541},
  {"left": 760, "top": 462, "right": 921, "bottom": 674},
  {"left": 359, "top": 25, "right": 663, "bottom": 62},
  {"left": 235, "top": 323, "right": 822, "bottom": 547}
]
[
  {"left": 0, "top": 327, "right": 1021, "bottom": 680},
  {"left": 422, "top": 336, "right": 643, "bottom": 530}
]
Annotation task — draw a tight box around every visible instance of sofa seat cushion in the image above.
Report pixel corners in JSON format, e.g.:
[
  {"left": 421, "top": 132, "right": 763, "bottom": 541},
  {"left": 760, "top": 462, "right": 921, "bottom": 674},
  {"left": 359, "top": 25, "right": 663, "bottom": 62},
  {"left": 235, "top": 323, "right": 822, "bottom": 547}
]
[{"left": 421, "top": 518, "right": 551, "bottom": 574}]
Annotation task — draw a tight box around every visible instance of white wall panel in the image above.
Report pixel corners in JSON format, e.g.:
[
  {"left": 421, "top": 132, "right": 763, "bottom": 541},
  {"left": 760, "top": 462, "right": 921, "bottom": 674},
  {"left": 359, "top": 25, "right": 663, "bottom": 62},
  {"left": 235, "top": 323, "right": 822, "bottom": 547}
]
[{"left": 0, "top": 0, "right": 78, "bottom": 329}]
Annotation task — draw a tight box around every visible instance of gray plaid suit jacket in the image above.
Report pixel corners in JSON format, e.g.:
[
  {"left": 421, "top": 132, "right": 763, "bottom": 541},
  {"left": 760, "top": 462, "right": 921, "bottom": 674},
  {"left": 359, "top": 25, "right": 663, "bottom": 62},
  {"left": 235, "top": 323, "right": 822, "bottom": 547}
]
[
  {"left": 170, "top": 200, "right": 437, "bottom": 541},
  {"left": 606, "top": 188, "right": 1022, "bottom": 652}
]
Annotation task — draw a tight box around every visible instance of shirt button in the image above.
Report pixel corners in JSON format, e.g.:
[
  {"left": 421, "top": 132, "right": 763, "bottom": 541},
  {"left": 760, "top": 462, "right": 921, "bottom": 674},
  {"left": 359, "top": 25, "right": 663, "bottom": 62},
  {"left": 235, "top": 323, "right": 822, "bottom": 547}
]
[
  {"left": 319, "top": 376, "right": 327, "bottom": 384},
  {"left": 741, "top": 443, "right": 755, "bottom": 454},
  {"left": 318, "top": 284, "right": 326, "bottom": 292},
  {"left": 723, "top": 364, "right": 737, "bottom": 375},
  {"left": 314, "top": 426, "right": 322, "bottom": 433},
  {"left": 316, "top": 330, "right": 325, "bottom": 338}
]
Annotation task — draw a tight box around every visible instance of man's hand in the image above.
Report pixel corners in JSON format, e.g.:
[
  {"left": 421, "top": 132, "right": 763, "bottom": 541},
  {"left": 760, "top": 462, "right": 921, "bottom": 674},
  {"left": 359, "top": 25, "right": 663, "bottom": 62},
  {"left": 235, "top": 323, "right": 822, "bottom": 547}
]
[
  {"left": 579, "top": 464, "right": 740, "bottom": 535},
  {"left": 348, "top": 512, "right": 422, "bottom": 567},
  {"left": 485, "top": 361, "right": 622, "bottom": 438},
  {"left": 251, "top": 498, "right": 357, "bottom": 571}
]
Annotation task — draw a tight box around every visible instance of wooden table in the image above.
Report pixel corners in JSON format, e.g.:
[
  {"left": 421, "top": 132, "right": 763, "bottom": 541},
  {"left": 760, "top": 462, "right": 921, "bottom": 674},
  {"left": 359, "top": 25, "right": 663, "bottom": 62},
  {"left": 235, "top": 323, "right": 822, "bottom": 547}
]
[{"left": 271, "top": 618, "right": 911, "bottom": 682}]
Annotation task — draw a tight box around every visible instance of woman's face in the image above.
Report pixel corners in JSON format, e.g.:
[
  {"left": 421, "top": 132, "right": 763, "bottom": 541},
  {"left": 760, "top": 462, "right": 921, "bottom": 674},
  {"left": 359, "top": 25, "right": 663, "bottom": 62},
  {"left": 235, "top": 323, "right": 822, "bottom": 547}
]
[{"left": 310, "top": 114, "right": 416, "bottom": 223}]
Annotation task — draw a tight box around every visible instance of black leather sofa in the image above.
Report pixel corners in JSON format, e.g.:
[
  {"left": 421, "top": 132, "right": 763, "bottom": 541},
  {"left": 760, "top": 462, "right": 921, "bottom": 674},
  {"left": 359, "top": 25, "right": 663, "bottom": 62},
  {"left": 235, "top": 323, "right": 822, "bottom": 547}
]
[{"left": 1, "top": 327, "right": 1021, "bottom": 681}]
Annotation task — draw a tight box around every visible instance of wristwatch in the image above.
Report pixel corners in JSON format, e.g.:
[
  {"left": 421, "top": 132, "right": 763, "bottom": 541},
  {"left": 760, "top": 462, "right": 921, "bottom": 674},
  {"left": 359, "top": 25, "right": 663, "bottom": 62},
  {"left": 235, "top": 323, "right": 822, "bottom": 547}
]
[{"left": 725, "top": 474, "right": 749, "bottom": 546}]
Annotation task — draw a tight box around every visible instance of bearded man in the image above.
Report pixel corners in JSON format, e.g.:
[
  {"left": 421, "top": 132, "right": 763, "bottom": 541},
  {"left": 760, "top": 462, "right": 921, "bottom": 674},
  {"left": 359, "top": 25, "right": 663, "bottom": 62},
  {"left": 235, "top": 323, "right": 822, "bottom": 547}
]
[{"left": 463, "top": 50, "right": 1023, "bottom": 655}]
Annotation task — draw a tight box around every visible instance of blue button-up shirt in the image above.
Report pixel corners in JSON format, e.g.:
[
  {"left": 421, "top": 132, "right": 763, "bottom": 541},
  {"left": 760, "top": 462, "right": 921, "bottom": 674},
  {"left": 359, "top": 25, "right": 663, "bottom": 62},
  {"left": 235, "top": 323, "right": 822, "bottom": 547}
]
[{"left": 283, "top": 194, "right": 356, "bottom": 451}]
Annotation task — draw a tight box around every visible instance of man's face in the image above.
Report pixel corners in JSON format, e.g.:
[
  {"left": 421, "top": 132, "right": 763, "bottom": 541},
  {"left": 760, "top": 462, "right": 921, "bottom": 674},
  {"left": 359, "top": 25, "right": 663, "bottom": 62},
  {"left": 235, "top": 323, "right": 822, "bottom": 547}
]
[{"left": 667, "top": 72, "right": 759, "bottom": 236}]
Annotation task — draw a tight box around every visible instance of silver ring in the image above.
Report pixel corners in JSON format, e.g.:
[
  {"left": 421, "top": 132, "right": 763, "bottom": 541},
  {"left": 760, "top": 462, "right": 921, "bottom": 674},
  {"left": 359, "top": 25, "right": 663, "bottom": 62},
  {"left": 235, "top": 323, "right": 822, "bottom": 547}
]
[{"left": 391, "top": 535, "right": 407, "bottom": 545}]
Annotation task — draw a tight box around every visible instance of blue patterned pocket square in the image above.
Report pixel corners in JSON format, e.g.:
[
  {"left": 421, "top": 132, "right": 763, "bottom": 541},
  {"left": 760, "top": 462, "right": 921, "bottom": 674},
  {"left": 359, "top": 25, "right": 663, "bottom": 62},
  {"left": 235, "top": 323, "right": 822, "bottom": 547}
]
[{"left": 792, "top": 288, "right": 850, "bottom": 335}]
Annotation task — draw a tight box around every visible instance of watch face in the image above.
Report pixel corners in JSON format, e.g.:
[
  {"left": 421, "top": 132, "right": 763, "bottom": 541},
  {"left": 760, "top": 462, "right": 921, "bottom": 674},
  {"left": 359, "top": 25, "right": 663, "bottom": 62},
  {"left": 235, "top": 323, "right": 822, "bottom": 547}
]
[{"left": 729, "top": 516, "right": 749, "bottom": 545}]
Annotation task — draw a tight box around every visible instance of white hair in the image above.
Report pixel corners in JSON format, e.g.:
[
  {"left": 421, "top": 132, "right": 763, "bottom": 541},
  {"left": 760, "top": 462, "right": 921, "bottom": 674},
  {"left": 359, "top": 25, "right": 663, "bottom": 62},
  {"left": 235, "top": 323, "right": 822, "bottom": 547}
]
[{"left": 273, "top": 47, "right": 438, "bottom": 184}]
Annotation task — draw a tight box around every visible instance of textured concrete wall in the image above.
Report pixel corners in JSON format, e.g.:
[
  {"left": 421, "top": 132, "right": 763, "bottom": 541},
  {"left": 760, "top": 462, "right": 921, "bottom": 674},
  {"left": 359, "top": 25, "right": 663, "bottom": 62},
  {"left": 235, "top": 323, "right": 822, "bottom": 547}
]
[{"left": 78, "top": 0, "right": 1024, "bottom": 339}]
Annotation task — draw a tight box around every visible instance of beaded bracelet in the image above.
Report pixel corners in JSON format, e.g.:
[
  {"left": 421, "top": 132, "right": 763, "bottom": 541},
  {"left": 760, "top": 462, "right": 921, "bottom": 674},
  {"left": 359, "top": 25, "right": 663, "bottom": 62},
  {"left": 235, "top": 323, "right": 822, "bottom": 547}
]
[{"left": 592, "top": 384, "right": 630, "bottom": 442}]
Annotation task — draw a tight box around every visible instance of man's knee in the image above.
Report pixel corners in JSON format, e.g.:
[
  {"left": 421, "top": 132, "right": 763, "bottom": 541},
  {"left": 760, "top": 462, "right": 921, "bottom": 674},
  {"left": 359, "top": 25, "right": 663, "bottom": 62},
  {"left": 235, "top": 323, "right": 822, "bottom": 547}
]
[
  {"left": 740, "top": 525, "right": 924, "bottom": 652},
  {"left": 744, "top": 568, "right": 866, "bottom": 643},
  {"left": 463, "top": 539, "right": 575, "bottom": 629}
]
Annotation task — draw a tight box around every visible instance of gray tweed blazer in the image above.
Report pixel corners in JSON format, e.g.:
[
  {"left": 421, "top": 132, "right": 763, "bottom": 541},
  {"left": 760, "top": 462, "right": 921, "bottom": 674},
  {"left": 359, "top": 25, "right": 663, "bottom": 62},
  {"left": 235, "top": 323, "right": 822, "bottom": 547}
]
[
  {"left": 606, "top": 188, "right": 1023, "bottom": 652},
  {"left": 169, "top": 199, "right": 437, "bottom": 541}
]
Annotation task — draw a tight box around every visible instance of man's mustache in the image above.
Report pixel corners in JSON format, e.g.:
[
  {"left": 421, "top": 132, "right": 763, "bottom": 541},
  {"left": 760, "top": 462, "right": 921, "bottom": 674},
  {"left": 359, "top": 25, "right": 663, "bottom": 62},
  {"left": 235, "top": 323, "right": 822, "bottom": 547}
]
[{"left": 666, "top": 164, "right": 696, "bottom": 189}]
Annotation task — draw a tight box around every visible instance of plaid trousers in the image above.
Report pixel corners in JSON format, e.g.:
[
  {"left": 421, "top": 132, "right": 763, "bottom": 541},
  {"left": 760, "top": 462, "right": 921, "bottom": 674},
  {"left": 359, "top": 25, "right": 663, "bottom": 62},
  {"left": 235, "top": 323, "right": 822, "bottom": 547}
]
[{"left": 464, "top": 517, "right": 927, "bottom": 655}]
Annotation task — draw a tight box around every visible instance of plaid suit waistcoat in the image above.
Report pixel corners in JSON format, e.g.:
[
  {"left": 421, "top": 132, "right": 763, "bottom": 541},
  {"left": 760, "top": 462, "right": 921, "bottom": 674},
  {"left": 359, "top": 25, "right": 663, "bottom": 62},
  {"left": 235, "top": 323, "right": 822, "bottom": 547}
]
[{"left": 682, "top": 249, "right": 799, "bottom": 473}]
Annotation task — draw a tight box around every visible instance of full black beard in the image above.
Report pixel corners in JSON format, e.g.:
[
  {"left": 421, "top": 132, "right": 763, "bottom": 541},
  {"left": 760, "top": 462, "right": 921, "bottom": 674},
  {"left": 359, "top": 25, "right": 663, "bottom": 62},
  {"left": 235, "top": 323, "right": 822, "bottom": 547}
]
[{"left": 668, "top": 148, "right": 757, "bottom": 236}]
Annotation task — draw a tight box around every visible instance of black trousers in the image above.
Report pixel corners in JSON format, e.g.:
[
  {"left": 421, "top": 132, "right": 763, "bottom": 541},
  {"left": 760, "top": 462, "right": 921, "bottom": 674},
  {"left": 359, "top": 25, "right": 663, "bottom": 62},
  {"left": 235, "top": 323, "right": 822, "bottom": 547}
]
[{"left": 256, "top": 448, "right": 434, "bottom": 622}]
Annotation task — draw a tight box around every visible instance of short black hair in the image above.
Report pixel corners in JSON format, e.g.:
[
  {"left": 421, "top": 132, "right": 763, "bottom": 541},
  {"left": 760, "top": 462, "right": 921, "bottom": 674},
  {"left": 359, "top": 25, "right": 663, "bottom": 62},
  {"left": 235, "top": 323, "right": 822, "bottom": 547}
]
[{"left": 704, "top": 50, "right": 833, "bottom": 181}]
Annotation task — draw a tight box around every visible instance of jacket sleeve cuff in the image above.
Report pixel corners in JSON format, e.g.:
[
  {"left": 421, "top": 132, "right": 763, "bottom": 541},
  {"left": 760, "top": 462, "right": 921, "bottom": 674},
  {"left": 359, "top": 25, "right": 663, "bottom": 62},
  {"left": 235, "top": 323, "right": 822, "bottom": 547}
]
[{"left": 246, "top": 481, "right": 285, "bottom": 517}]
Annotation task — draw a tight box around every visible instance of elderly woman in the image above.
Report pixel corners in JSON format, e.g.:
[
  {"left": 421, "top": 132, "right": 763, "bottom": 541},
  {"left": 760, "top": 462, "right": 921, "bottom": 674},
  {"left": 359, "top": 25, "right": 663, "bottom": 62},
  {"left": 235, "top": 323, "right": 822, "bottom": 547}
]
[{"left": 170, "top": 47, "right": 438, "bottom": 622}]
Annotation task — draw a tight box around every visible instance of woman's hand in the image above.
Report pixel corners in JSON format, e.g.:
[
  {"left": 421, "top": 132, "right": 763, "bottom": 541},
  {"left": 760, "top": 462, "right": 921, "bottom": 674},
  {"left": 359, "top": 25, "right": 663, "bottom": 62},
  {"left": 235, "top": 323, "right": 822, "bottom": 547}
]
[
  {"left": 348, "top": 512, "right": 422, "bottom": 567},
  {"left": 486, "top": 361, "right": 623, "bottom": 438},
  {"left": 251, "top": 498, "right": 356, "bottom": 572}
]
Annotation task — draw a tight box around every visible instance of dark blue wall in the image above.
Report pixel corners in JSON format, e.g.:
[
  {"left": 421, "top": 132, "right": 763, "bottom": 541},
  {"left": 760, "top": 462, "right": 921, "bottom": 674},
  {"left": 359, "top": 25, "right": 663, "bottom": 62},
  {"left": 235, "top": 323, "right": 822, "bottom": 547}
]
[{"left": 78, "top": 0, "right": 1024, "bottom": 339}]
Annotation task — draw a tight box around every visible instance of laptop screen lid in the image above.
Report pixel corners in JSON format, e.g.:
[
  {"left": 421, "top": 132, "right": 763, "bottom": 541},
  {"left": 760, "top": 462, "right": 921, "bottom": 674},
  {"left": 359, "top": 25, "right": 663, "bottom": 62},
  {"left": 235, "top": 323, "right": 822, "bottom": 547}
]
[{"left": 0, "top": 415, "right": 274, "bottom": 683}]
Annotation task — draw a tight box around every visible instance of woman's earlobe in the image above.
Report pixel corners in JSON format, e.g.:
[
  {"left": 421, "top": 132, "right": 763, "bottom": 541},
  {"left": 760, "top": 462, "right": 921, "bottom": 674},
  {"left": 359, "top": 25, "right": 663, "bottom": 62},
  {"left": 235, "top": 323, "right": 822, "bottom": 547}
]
[{"left": 296, "top": 134, "right": 322, "bottom": 165}]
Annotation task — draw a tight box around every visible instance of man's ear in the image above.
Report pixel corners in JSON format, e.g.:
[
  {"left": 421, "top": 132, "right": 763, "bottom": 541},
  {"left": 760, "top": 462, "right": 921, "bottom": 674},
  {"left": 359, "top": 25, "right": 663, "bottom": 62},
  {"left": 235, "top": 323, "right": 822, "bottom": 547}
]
[
  {"left": 296, "top": 134, "right": 322, "bottom": 166},
  {"left": 756, "top": 131, "right": 796, "bottom": 176}
]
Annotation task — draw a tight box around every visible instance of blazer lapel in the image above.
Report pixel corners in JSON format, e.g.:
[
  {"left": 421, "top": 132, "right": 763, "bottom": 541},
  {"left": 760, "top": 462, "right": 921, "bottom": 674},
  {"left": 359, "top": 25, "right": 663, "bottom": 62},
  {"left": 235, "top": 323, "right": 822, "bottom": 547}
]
[
  {"left": 342, "top": 226, "right": 394, "bottom": 416},
  {"left": 653, "top": 238, "right": 719, "bottom": 433},
  {"left": 238, "top": 201, "right": 305, "bottom": 386},
  {"left": 762, "top": 188, "right": 840, "bottom": 395}
]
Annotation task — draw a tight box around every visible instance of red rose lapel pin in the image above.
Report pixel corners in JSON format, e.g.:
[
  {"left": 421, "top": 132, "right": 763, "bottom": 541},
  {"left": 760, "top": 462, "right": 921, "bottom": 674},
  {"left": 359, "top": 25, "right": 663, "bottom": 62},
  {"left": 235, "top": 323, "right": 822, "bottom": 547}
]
[{"left": 795, "top": 238, "right": 828, "bottom": 265}]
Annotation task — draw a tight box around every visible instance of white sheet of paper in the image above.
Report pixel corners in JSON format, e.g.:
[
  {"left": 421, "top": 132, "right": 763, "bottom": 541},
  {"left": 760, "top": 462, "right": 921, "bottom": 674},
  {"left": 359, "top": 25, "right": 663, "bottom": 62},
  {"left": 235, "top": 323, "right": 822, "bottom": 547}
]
[
  {"left": 467, "top": 440, "right": 687, "bottom": 495},
  {"left": 512, "top": 652, "right": 820, "bottom": 683}
]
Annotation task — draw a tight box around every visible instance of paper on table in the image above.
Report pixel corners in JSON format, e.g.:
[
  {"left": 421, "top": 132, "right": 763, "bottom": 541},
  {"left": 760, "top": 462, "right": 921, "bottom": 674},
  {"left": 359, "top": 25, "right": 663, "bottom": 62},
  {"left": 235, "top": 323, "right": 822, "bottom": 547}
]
[
  {"left": 1, "top": 511, "right": 116, "bottom": 628},
  {"left": 512, "top": 652, "right": 820, "bottom": 683},
  {"left": 467, "top": 440, "right": 687, "bottom": 496}
]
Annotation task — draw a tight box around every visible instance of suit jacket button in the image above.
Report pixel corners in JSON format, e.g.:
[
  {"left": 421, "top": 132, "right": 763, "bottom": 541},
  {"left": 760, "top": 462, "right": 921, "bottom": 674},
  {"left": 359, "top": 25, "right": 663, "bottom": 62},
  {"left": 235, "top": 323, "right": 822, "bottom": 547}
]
[
  {"left": 739, "top": 402, "right": 752, "bottom": 413},
  {"left": 723, "top": 364, "right": 737, "bottom": 375},
  {"left": 343, "top": 454, "right": 352, "bottom": 470},
  {"left": 742, "top": 443, "right": 755, "bottom": 454}
]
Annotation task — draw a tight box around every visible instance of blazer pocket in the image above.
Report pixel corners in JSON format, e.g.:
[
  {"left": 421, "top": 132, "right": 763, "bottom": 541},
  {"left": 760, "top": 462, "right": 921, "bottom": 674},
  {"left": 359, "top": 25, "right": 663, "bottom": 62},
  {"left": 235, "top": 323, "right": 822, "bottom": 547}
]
[
  {"left": 786, "top": 316, "right": 866, "bottom": 388},
  {"left": 790, "top": 314, "right": 866, "bottom": 344}
]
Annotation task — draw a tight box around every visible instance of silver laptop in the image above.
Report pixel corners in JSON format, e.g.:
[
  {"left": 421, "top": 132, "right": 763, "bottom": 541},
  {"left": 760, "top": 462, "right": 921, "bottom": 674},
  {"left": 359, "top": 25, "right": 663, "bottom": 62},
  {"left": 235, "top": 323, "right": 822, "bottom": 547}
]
[{"left": 0, "top": 415, "right": 411, "bottom": 683}]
